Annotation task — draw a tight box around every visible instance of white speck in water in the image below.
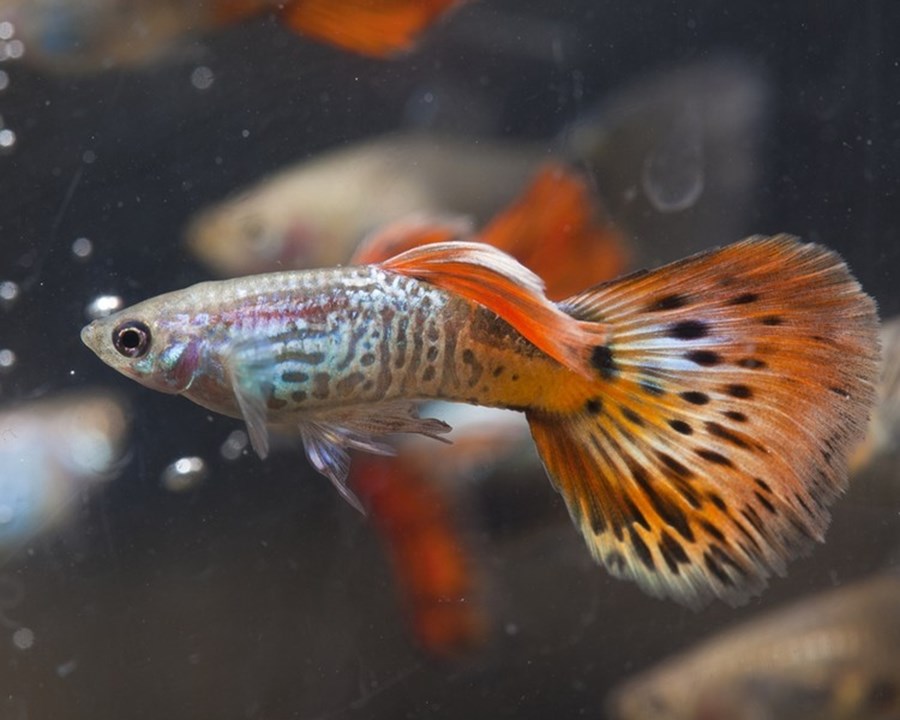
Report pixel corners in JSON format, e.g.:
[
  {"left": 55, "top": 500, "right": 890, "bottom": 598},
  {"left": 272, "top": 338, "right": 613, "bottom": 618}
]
[
  {"left": 0, "top": 505, "right": 13, "bottom": 524},
  {"left": 0, "top": 128, "right": 16, "bottom": 150},
  {"left": 504, "top": 622, "right": 519, "bottom": 636},
  {"left": 82, "top": 150, "right": 96, "bottom": 164},
  {"left": 12, "top": 627, "right": 34, "bottom": 650},
  {"left": 191, "top": 66, "right": 214, "bottom": 90},
  {"left": 0, "top": 22, "right": 14, "bottom": 41},
  {"left": 220, "top": 430, "right": 249, "bottom": 460},
  {"left": 56, "top": 659, "right": 78, "bottom": 678},
  {"left": 0, "top": 71, "right": 8, "bottom": 92},
  {"left": 0, "top": 349, "right": 16, "bottom": 371},
  {"left": 641, "top": 102, "right": 705, "bottom": 213},
  {"left": 5, "top": 39, "right": 23, "bottom": 59},
  {"left": 241, "top": 129, "right": 249, "bottom": 138},
  {"left": 85, "top": 295, "right": 123, "bottom": 320},
  {"left": 0, "top": 280, "right": 19, "bottom": 306},
  {"left": 71, "top": 237, "right": 93, "bottom": 259},
  {"left": 161, "top": 456, "right": 208, "bottom": 493}
]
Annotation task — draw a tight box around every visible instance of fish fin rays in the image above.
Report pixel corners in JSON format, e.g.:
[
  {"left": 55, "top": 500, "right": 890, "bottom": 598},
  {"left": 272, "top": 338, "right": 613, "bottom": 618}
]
[
  {"left": 299, "top": 403, "right": 453, "bottom": 513},
  {"left": 527, "top": 235, "right": 879, "bottom": 607},
  {"left": 382, "top": 240, "right": 602, "bottom": 377},
  {"left": 280, "top": 0, "right": 464, "bottom": 58},
  {"left": 226, "top": 351, "right": 272, "bottom": 459},
  {"left": 479, "top": 162, "right": 630, "bottom": 300}
]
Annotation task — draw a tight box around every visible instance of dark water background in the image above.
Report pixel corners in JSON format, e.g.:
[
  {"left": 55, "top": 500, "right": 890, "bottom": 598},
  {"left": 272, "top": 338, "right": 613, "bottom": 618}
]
[{"left": 0, "top": 1, "right": 899, "bottom": 718}]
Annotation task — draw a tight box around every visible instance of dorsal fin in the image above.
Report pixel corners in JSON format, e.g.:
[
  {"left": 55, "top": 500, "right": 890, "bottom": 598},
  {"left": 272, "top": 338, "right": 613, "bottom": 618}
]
[{"left": 381, "top": 241, "right": 602, "bottom": 377}]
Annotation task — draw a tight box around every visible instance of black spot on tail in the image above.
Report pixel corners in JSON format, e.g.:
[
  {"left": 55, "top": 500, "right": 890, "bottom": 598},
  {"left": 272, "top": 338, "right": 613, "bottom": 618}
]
[
  {"left": 696, "top": 449, "right": 734, "bottom": 467},
  {"left": 724, "top": 410, "right": 747, "bottom": 422},
  {"left": 585, "top": 398, "right": 603, "bottom": 415},
  {"left": 762, "top": 316, "right": 783, "bottom": 326},
  {"left": 680, "top": 391, "right": 710, "bottom": 405},
  {"left": 729, "top": 292, "right": 759, "bottom": 305},
  {"left": 668, "top": 320, "right": 709, "bottom": 340},
  {"left": 648, "top": 294, "right": 689, "bottom": 311},
  {"left": 686, "top": 350, "right": 721, "bottom": 366},
  {"left": 591, "top": 345, "right": 617, "bottom": 380},
  {"left": 659, "top": 531, "right": 690, "bottom": 573},
  {"left": 705, "top": 422, "right": 751, "bottom": 450},
  {"left": 726, "top": 384, "right": 753, "bottom": 399},
  {"left": 703, "top": 550, "right": 735, "bottom": 587},
  {"left": 668, "top": 419, "right": 693, "bottom": 435},
  {"left": 737, "top": 357, "right": 766, "bottom": 369},
  {"left": 629, "top": 527, "right": 655, "bottom": 570}
]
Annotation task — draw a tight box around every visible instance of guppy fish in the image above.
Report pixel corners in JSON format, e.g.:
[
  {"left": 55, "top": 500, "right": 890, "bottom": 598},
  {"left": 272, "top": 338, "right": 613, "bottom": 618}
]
[
  {"left": 607, "top": 572, "right": 900, "bottom": 720},
  {"left": 81, "top": 235, "right": 879, "bottom": 606}
]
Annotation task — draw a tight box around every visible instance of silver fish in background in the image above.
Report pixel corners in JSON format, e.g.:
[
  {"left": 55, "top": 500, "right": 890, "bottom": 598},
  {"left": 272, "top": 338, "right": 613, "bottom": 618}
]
[
  {"left": 186, "top": 133, "right": 545, "bottom": 277},
  {"left": 852, "top": 315, "right": 900, "bottom": 475},
  {"left": 0, "top": 391, "right": 130, "bottom": 550},
  {"left": 607, "top": 573, "right": 900, "bottom": 720},
  {"left": 186, "top": 57, "right": 768, "bottom": 277}
]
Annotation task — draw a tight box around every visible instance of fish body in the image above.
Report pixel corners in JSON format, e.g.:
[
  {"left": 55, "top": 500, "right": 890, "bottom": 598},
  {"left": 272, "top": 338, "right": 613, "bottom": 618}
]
[
  {"left": 83, "top": 235, "right": 879, "bottom": 607},
  {"left": 608, "top": 573, "right": 900, "bottom": 720},
  {"left": 103, "top": 265, "right": 558, "bottom": 415}
]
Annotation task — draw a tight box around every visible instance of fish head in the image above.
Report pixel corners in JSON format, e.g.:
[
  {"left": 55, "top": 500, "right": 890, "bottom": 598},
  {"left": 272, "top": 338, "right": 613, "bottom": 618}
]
[
  {"left": 81, "top": 299, "right": 204, "bottom": 396},
  {"left": 185, "top": 196, "right": 332, "bottom": 277}
]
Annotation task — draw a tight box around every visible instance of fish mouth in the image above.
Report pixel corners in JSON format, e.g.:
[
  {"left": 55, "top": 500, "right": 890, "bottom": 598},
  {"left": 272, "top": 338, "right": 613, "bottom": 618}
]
[{"left": 80, "top": 321, "right": 101, "bottom": 351}]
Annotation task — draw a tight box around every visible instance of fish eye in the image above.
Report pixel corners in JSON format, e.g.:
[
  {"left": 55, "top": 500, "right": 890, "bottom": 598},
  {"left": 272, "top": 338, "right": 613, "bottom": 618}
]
[{"left": 112, "top": 320, "right": 151, "bottom": 358}]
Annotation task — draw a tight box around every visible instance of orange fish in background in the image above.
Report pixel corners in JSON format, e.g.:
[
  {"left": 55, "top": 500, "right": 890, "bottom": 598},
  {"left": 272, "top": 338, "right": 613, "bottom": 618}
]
[
  {"left": 3, "top": 0, "right": 465, "bottom": 74},
  {"left": 353, "top": 161, "right": 631, "bottom": 299},
  {"left": 349, "top": 455, "right": 487, "bottom": 659},
  {"left": 277, "top": 0, "right": 469, "bottom": 59},
  {"left": 347, "top": 166, "right": 627, "bottom": 657}
]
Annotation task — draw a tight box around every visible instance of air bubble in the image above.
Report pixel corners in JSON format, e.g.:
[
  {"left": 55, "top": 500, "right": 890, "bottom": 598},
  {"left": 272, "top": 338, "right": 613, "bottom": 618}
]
[
  {"left": 220, "top": 430, "right": 248, "bottom": 460},
  {"left": 641, "top": 103, "right": 705, "bottom": 213},
  {"left": 0, "top": 71, "right": 8, "bottom": 92},
  {"left": 191, "top": 66, "right": 214, "bottom": 90},
  {"left": 0, "top": 505, "right": 13, "bottom": 524},
  {"left": 161, "top": 456, "right": 208, "bottom": 493},
  {"left": 0, "top": 22, "right": 14, "bottom": 41},
  {"left": 5, "top": 39, "right": 23, "bottom": 60},
  {"left": 11, "top": 627, "right": 33, "bottom": 650},
  {"left": 85, "top": 295, "right": 123, "bottom": 320},
  {"left": 72, "top": 237, "right": 93, "bottom": 259},
  {"left": 0, "top": 349, "right": 15, "bottom": 371},
  {"left": 0, "top": 128, "right": 16, "bottom": 150},
  {"left": 0, "top": 280, "right": 19, "bottom": 306}
]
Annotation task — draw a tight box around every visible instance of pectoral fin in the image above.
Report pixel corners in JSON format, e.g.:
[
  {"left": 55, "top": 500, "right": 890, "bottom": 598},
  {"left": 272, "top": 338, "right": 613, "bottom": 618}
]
[{"left": 226, "top": 341, "right": 277, "bottom": 459}]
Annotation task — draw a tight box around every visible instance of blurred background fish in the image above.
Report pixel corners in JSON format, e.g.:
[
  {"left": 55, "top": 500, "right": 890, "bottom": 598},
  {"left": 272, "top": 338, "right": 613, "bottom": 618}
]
[
  {"left": 0, "top": 0, "right": 465, "bottom": 73},
  {"left": 185, "top": 57, "right": 767, "bottom": 278},
  {"left": 186, "top": 133, "right": 546, "bottom": 277},
  {"left": 851, "top": 315, "right": 900, "bottom": 476},
  {"left": 0, "top": 391, "right": 130, "bottom": 554},
  {"left": 607, "top": 572, "right": 900, "bottom": 720}
]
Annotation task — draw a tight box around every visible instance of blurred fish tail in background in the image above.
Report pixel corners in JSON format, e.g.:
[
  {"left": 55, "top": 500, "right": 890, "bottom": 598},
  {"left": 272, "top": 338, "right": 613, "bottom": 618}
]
[
  {"left": 0, "top": 392, "right": 130, "bottom": 558},
  {"left": 608, "top": 572, "right": 900, "bottom": 720}
]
